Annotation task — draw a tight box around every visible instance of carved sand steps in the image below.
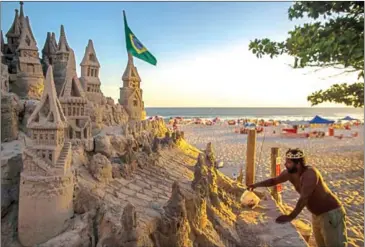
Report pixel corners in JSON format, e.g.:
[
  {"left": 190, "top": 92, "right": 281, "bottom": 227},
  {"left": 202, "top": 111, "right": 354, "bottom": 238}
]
[
  {"left": 23, "top": 148, "right": 52, "bottom": 172},
  {"left": 76, "top": 145, "right": 197, "bottom": 240},
  {"left": 56, "top": 142, "right": 71, "bottom": 166}
]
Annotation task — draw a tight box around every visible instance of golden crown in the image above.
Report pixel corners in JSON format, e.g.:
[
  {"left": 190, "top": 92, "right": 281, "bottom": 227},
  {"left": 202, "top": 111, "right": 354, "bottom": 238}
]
[{"left": 286, "top": 150, "right": 304, "bottom": 159}]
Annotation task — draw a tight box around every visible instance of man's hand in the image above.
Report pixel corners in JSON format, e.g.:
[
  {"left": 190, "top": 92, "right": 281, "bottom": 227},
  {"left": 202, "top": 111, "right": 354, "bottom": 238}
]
[
  {"left": 247, "top": 184, "right": 256, "bottom": 191},
  {"left": 275, "top": 215, "right": 294, "bottom": 224}
]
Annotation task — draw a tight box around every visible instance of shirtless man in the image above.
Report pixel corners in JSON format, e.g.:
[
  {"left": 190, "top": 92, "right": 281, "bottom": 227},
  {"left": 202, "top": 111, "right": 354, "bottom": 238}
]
[{"left": 248, "top": 148, "right": 348, "bottom": 247}]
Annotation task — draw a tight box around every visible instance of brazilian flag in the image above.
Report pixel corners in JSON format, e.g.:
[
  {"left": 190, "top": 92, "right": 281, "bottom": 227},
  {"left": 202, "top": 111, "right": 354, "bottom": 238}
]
[{"left": 123, "top": 11, "right": 157, "bottom": 66}]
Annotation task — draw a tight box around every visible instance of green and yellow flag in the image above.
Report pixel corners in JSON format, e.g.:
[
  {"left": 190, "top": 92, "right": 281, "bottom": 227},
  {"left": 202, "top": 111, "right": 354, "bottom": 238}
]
[{"left": 123, "top": 11, "right": 157, "bottom": 66}]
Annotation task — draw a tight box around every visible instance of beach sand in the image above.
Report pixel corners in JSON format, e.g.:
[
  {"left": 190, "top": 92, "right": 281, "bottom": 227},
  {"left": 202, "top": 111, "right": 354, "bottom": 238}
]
[{"left": 179, "top": 123, "right": 364, "bottom": 247}]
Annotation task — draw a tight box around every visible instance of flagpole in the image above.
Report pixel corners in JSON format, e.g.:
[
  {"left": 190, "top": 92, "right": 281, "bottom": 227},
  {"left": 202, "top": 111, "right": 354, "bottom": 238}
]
[
  {"left": 128, "top": 52, "right": 133, "bottom": 64},
  {"left": 123, "top": 10, "right": 133, "bottom": 64}
]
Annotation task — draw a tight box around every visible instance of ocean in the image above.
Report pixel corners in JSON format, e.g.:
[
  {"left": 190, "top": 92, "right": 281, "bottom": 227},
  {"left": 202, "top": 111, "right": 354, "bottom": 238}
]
[{"left": 145, "top": 107, "right": 364, "bottom": 121}]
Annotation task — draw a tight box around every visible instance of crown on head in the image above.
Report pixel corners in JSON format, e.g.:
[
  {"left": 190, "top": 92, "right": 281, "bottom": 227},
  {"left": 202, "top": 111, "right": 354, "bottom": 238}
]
[{"left": 285, "top": 149, "right": 304, "bottom": 159}]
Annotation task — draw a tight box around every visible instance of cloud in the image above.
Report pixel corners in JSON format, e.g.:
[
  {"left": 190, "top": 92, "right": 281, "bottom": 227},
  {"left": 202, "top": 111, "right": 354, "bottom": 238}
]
[{"left": 100, "top": 40, "right": 359, "bottom": 107}]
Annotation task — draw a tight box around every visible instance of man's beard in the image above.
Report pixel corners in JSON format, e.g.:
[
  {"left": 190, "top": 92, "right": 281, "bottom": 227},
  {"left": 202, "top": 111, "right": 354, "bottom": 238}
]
[{"left": 286, "top": 166, "right": 298, "bottom": 174}]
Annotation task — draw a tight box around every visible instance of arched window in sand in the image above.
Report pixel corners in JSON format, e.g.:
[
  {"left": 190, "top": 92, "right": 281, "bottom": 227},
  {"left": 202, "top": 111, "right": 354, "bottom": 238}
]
[
  {"left": 87, "top": 67, "right": 90, "bottom": 76},
  {"left": 84, "top": 128, "right": 88, "bottom": 138},
  {"left": 133, "top": 95, "right": 138, "bottom": 107},
  {"left": 34, "top": 113, "right": 39, "bottom": 122},
  {"left": 69, "top": 128, "right": 73, "bottom": 139},
  {"left": 25, "top": 35, "right": 31, "bottom": 46},
  {"left": 48, "top": 112, "right": 54, "bottom": 122},
  {"left": 89, "top": 54, "right": 96, "bottom": 62}
]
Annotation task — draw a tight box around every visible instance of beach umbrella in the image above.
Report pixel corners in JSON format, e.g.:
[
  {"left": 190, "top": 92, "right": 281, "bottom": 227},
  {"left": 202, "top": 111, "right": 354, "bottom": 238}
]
[
  {"left": 340, "top": 116, "right": 358, "bottom": 121},
  {"left": 309, "top": 115, "right": 335, "bottom": 124}
]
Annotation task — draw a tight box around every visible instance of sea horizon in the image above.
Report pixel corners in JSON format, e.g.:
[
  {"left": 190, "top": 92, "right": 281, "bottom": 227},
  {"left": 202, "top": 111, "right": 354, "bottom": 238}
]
[{"left": 145, "top": 107, "right": 364, "bottom": 121}]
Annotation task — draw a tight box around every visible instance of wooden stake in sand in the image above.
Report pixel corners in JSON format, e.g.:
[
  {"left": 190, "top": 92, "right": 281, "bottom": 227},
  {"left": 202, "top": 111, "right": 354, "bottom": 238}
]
[
  {"left": 245, "top": 129, "right": 256, "bottom": 186},
  {"left": 271, "top": 147, "right": 282, "bottom": 204}
]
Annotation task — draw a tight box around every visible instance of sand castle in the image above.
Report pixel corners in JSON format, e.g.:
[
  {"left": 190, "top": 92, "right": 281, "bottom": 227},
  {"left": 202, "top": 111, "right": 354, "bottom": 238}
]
[
  {"left": 58, "top": 48, "right": 93, "bottom": 151},
  {"left": 4, "top": 2, "right": 44, "bottom": 99},
  {"left": 119, "top": 53, "right": 146, "bottom": 121},
  {"left": 1, "top": 2, "right": 309, "bottom": 247},
  {"left": 18, "top": 66, "right": 74, "bottom": 246},
  {"left": 79, "top": 39, "right": 105, "bottom": 105}
]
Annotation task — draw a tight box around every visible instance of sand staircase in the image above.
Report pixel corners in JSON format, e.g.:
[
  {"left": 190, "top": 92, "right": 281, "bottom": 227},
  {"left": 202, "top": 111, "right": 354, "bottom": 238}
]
[
  {"left": 23, "top": 148, "right": 52, "bottom": 174},
  {"left": 56, "top": 142, "right": 71, "bottom": 167}
]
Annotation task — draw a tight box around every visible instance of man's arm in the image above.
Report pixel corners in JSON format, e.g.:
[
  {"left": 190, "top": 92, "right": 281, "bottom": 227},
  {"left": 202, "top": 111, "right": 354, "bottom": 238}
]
[
  {"left": 251, "top": 170, "right": 290, "bottom": 188},
  {"left": 288, "top": 170, "right": 318, "bottom": 219}
]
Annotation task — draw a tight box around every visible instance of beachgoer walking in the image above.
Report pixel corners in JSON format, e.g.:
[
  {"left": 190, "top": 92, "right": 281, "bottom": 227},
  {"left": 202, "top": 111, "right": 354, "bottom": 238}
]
[
  {"left": 173, "top": 119, "right": 178, "bottom": 131},
  {"left": 247, "top": 148, "right": 348, "bottom": 247}
]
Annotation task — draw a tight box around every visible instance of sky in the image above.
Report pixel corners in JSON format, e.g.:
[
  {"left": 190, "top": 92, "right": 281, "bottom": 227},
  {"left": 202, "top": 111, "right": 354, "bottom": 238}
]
[{"left": 1, "top": 1, "right": 360, "bottom": 107}]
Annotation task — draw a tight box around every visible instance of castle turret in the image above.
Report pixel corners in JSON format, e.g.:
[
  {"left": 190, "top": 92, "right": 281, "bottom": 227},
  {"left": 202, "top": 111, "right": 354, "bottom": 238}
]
[
  {"left": 18, "top": 65, "right": 74, "bottom": 246},
  {"left": 5, "top": 8, "right": 21, "bottom": 54},
  {"left": 42, "top": 32, "right": 58, "bottom": 75},
  {"left": 53, "top": 25, "right": 71, "bottom": 95},
  {"left": 79, "top": 39, "right": 104, "bottom": 104},
  {"left": 10, "top": 2, "right": 44, "bottom": 99},
  {"left": 51, "top": 32, "right": 58, "bottom": 50},
  {"left": 119, "top": 53, "right": 145, "bottom": 121},
  {"left": 59, "top": 49, "right": 93, "bottom": 151}
]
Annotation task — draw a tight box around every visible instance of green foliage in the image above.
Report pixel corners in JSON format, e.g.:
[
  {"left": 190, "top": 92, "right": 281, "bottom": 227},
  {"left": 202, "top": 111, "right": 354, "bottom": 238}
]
[
  {"left": 307, "top": 82, "right": 364, "bottom": 107},
  {"left": 249, "top": 1, "right": 364, "bottom": 107}
]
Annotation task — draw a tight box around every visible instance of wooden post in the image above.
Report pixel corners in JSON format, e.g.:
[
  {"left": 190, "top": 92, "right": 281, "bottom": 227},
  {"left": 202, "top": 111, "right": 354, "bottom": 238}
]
[
  {"left": 271, "top": 147, "right": 282, "bottom": 204},
  {"left": 245, "top": 129, "right": 256, "bottom": 186}
]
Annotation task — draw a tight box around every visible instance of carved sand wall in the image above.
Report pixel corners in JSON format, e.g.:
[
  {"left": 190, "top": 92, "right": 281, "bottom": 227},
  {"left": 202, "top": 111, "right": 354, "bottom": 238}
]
[{"left": 18, "top": 171, "right": 74, "bottom": 246}]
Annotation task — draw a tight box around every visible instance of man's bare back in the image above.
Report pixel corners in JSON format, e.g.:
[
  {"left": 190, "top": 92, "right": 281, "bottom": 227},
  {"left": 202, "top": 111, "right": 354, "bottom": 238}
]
[
  {"left": 287, "top": 166, "right": 341, "bottom": 216},
  {"left": 248, "top": 148, "right": 348, "bottom": 247}
]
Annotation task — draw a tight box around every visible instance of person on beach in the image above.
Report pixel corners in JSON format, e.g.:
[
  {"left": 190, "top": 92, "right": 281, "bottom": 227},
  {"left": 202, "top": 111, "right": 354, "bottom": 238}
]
[
  {"left": 173, "top": 119, "right": 178, "bottom": 131},
  {"left": 247, "top": 148, "right": 348, "bottom": 247}
]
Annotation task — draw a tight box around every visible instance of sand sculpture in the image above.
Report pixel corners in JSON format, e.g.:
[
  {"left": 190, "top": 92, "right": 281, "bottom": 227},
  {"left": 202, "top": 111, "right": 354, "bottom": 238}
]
[
  {"left": 1, "top": 30, "right": 20, "bottom": 142},
  {"left": 4, "top": 2, "right": 44, "bottom": 99},
  {"left": 119, "top": 53, "right": 146, "bottom": 121},
  {"left": 41, "top": 31, "right": 58, "bottom": 75},
  {"left": 58, "top": 48, "right": 93, "bottom": 151},
  {"left": 1, "top": 3, "right": 308, "bottom": 247},
  {"left": 79, "top": 39, "right": 105, "bottom": 105},
  {"left": 53, "top": 25, "right": 71, "bottom": 95},
  {"left": 18, "top": 66, "right": 74, "bottom": 246}
]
